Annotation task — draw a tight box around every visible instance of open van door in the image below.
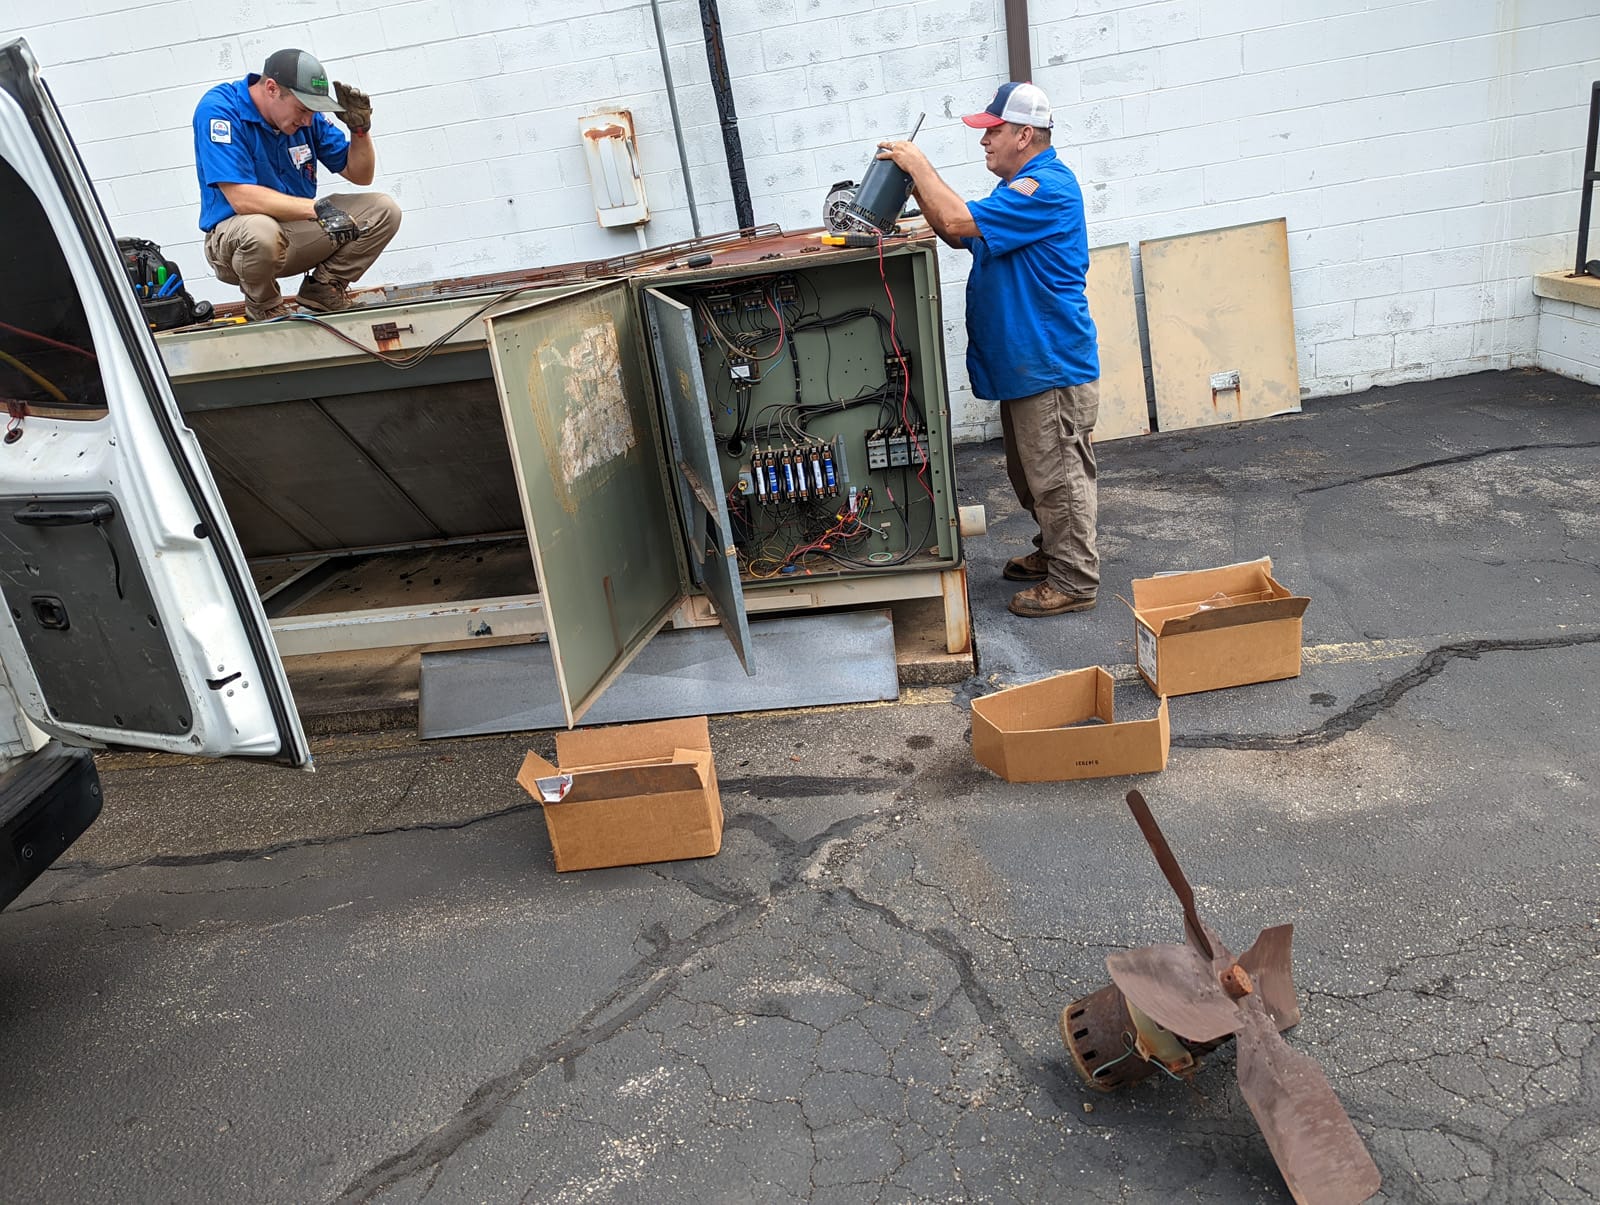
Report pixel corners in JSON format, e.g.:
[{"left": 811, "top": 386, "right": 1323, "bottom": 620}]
[{"left": 0, "top": 39, "right": 308, "bottom": 818}]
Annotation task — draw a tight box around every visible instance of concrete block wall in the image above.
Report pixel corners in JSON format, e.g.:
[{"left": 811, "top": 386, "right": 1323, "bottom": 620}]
[
  {"left": 1537, "top": 299, "right": 1600, "bottom": 386},
  {"left": 4, "top": 0, "right": 1597, "bottom": 440}
]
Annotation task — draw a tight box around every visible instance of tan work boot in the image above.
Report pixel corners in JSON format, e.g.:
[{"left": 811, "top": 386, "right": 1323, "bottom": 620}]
[
  {"left": 244, "top": 299, "right": 293, "bottom": 321},
  {"left": 297, "top": 273, "right": 352, "bottom": 313},
  {"left": 1008, "top": 581, "right": 1096, "bottom": 618},
  {"left": 1002, "top": 550, "right": 1048, "bottom": 581}
]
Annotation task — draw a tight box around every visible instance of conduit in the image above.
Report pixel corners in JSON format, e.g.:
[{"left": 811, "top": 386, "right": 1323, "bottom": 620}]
[
  {"left": 699, "top": 0, "right": 754, "bottom": 231},
  {"left": 649, "top": 0, "right": 702, "bottom": 238}
]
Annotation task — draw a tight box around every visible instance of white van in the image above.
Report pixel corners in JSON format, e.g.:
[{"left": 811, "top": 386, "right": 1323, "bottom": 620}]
[{"left": 0, "top": 39, "right": 310, "bottom": 909}]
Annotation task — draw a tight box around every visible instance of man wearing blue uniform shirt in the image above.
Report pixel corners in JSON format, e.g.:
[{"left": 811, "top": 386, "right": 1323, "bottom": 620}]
[
  {"left": 192, "top": 48, "right": 400, "bottom": 321},
  {"left": 878, "top": 82, "right": 1101, "bottom": 618}
]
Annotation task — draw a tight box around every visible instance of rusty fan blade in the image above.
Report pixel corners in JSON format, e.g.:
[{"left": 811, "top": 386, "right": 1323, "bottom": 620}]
[
  {"left": 1106, "top": 942, "right": 1240, "bottom": 1043},
  {"left": 1234, "top": 1001, "right": 1382, "bottom": 1205},
  {"left": 1238, "top": 923, "right": 1302, "bottom": 1032},
  {"left": 1125, "top": 789, "right": 1213, "bottom": 960}
]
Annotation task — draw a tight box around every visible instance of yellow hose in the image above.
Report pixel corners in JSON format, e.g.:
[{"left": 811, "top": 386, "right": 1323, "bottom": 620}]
[{"left": 0, "top": 348, "right": 67, "bottom": 404}]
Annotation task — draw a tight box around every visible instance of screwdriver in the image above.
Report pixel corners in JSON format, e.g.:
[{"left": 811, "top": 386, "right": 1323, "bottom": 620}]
[{"left": 820, "top": 232, "right": 910, "bottom": 248}]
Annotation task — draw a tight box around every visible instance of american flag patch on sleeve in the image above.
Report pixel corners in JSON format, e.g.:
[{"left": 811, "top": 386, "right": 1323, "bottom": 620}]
[{"left": 1008, "top": 177, "right": 1039, "bottom": 196}]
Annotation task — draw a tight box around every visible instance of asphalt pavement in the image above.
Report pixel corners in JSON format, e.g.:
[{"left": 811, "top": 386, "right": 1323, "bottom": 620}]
[{"left": 1, "top": 368, "right": 1597, "bottom": 1204}]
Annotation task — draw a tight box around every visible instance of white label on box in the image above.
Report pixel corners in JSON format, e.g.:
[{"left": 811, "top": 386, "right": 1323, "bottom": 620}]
[
  {"left": 535, "top": 773, "right": 573, "bottom": 802},
  {"left": 1136, "top": 623, "right": 1157, "bottom": 681}
]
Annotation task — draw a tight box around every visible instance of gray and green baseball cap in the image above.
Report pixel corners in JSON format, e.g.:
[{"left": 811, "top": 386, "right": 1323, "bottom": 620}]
[{"left": 262, "top": 48, "right": 341, "bottom": 113}]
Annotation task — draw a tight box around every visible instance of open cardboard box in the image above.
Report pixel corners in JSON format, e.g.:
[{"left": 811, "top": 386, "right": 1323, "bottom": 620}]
[
  {"left": 1129, "top": 556, "right": 1310, "bottom": 697},
  {"left": 971, "top": 667, "right": 1169, "bottom": 782},
  {"left": 515, "top": 715, "right": 723, "bottom": 872}
]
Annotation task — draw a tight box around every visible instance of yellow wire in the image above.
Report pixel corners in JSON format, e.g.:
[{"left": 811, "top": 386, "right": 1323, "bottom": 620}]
[{"left": 0, "top": 349, "right": 67, "bottom": 403}]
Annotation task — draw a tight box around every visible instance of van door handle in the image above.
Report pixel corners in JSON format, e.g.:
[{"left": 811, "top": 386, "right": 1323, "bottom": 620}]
[{"left": 12, "top": 500, "right": 115, "bottom": 527}]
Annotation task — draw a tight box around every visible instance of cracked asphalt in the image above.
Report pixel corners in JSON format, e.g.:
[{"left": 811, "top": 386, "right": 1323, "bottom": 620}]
[{"left": 1, "top": 368, "right": 1597, "bottom": 1204}]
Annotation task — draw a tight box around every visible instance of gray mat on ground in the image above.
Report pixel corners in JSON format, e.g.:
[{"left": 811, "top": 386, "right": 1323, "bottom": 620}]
[{"left": 419, "top": 609, "right": 899, "bottom": 737}]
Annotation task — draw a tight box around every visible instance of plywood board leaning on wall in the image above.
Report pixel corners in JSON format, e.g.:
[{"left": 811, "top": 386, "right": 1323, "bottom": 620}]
[
  {"left": 1141, "top": 218, "right": 1301, "bottom": 432},
  {"left": 1085, "top": 242, "right": 1150, "bottom": 441}
]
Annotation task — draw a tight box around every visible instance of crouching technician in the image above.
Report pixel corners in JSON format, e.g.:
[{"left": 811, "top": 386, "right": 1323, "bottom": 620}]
[{"left": 192, "top": 48, "right": 401, "bottom": 321}]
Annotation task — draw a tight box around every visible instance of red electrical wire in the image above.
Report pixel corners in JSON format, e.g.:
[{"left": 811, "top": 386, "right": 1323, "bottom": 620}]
[
  {"left": 875, "top": 238, "right": 934, "bottom": 502},
  {"left": 0, "top": 320, "right": 96, "bottom": 360},
  {"left": 757, "top": 293, "right": 787, "bottom": 360}
]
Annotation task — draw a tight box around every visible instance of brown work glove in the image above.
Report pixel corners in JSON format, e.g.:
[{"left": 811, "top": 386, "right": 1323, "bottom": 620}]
[{"left": 333, "top": 81, "right": 372, "bottom": 134}]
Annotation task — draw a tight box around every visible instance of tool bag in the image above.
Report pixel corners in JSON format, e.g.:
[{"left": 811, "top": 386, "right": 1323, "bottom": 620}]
[{"left": 115, "top": 237, "right": 213, "bottom": 331}]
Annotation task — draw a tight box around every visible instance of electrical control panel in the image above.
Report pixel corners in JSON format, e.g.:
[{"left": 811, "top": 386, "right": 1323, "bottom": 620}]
[{"left": 650, "top": 248, "right": 957, "bottom": 584}]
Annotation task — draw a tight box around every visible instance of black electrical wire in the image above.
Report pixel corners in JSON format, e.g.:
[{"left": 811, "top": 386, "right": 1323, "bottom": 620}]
[
  {"left": 286, "top": 285, "right": 550, "bottom": 370},
  {"left": 686, "top": 274, "right": 934, "bottom": 573}
]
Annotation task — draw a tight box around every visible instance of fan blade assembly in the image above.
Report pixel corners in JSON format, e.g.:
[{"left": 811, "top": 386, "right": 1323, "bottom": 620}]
[
  {"left": 1106, "top": 942, "right": 1240, "bottom": 1043},
  {"left": 1059, "top": 790, "right": 1381, "bottom": 1204},
  {"left": 1125, "top": 787, "right": 1214, "bottom": 958},
  {"left": 1238, "top": 922, "right": 1301, "bottom": 1030},
  {"left": 1236, "top": 1005, "right": 1383, "bottom": 1205}
]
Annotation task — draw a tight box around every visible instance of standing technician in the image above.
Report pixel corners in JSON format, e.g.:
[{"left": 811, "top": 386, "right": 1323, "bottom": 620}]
[
  {"left": 192, "top": 48, "right": 401, "bottom": 321},
  {"left": 877, "top": 82, "right": 1100, "bottom": 618}
]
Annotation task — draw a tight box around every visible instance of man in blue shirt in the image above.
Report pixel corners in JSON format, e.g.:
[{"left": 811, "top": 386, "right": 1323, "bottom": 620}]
[
  {"left": 878, "top": 82, "right": 1101, "bottom": 618},
  {"left": 193, "top": 48, "right": 401, "bottom": 321}
]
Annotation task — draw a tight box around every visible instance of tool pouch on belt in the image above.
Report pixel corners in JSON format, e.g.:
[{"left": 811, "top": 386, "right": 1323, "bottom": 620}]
[{"left": 115, "top": 237, "right": 214, "bottom": 331}]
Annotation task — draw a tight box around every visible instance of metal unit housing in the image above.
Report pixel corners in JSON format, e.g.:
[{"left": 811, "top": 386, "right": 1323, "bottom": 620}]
[{"left": 155, "top": 227, "right": 969, "bottom": 724}]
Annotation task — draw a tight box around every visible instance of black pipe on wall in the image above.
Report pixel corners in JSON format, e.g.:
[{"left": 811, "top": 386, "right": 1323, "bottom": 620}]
[{"left": 699, "top": 0, "right": 754, "bottom": 231}]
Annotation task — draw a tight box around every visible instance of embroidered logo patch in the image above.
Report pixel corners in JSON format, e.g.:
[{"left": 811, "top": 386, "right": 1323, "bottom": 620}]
[
  {"left": 209, "top": 119, "right": 231, "bottom": 144},
  {"left": 289, "top": 144, "right": 313, "bottom": 169},
  {"left": 1008, "top": 177, "right": 1039, "bottom": 197}
]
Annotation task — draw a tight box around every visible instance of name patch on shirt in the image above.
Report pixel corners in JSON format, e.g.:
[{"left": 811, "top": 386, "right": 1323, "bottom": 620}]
[
  {"left": 1008, "top": 177, "right": 1039, "bottom": 197},
  {"left": 209, "top": 119, "right": 231, "bottom": 144}
]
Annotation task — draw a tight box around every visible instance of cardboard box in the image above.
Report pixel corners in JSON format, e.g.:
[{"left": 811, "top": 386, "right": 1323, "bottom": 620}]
[
  {"left": 971, "top": 667, "right": 1169, "bottom": 782},
  {"left": 515, "top": 715, "right": 723, "bottom": 872},
  {"left": 1129, "top": 557, "right": 1310, "bottom": 697}
]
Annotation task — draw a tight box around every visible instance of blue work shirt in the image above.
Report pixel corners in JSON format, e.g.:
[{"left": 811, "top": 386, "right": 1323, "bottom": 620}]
[
  {"left": 961, "top": 147, "right": 1099, "bottom": 401},
  {"left": 192, "top": 75, "right": 350, "bottom": 232}
]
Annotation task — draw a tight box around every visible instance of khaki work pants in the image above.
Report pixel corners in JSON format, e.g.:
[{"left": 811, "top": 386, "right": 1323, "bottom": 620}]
[
  {"left": 999, "top": 380, "right": 1100, "bottom": 596},
  {"left": 204, "top": 192, "right": 401, "bottom": 312}
]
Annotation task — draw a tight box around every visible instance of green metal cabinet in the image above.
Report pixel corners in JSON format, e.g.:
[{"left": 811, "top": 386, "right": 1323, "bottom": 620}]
[{"left": 483, "top": 239, "right": 962, "bottom": 726}]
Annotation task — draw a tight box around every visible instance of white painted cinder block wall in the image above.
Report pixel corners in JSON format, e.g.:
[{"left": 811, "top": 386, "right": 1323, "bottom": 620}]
[
  {"left": 4, "top": 0, "right": 1596, "bottom": 439},
  {"left": 1536, "top": 300, "right": 1600, "bottom": 386}
]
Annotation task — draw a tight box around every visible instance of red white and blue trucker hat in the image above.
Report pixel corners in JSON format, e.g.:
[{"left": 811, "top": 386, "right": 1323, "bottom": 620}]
[
  {"left": 962, "top": 81, "right": 1053, "bottom": 129},
  {"left": 262, "top": 48, "right": 342, "bottom": 113}
]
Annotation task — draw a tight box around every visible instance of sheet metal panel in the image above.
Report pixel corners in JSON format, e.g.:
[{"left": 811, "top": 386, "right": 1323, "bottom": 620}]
[
  {"left": 484, "top": 281, "right": 683, "bottom": 727},
  {"left": 316, "top": 381, "right": 524, "bottom": 536},
  {"left": 186, "top": 400, "right": 441, "bottom": 555},
  {"left": 644, "top": 287, "right": 754, "bottom": 673},
  {"left": 419, "top": 610, "right": 897, "bottom": 737}
]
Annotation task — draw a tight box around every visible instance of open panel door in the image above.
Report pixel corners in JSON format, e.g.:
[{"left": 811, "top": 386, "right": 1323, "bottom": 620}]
[
  {"left": 483, "top": 282, "right": 684, "bottom": 727},
  {"left": 642, "top": 287, "right": 754, "bottom": 673},
  {"left": 0, "top": 40, "right": 308, "bottom": 767}
]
